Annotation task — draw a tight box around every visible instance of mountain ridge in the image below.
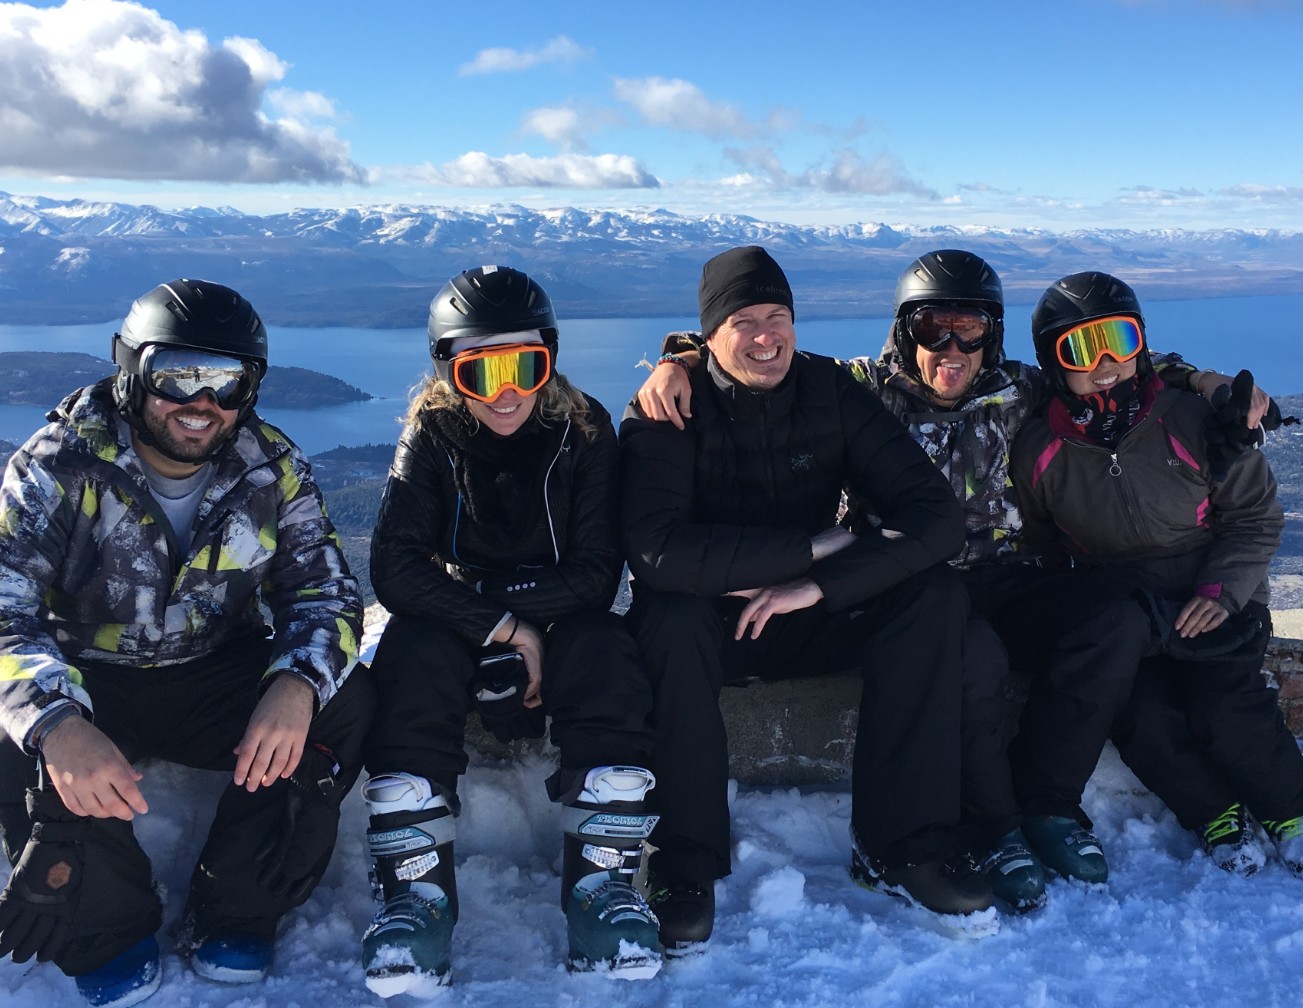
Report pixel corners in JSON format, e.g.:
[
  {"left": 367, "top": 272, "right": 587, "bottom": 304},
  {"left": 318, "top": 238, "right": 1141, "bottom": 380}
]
[{"left": 2, "top": 192, "right": 1301, "bottom": 327}]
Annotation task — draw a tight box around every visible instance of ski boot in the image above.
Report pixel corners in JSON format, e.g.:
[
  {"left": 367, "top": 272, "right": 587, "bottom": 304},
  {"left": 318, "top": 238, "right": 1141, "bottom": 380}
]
[
  {"left": 646, "top": 869, "right": 715, "bottom": 957},
  {"left": 1261, "top": 815, "right": 1303, "bottom": 877},
  {"left": 974, "top": 829, "right": 1048, "bottom": 913},
  {"left": 361, "top": 773, "right": 458, "bottom": 997},
  {"left": 1198, "top": 803, "right": 1266, "bottom": 877},
  {"left": 1022, "top": 815, "right": 1108, "bottom": 883},
  {"left": 560, "top": 766, "right": 663, "bottom": 978}
]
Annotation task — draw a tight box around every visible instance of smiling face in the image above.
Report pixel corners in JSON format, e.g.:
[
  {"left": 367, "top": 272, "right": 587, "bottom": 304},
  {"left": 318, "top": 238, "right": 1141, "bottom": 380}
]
[
  {"left": 1063, "top": 354, "right": 1139, "bottom": 396},
  {"left": 135, "top": 392, "right": 237, "bottom": 476},
  {"left": 463, "top": 386, "right": 539, "bottom": 436},
  {"left": 915, "top": 335, "right": 986, "bottom": 405},
  {"left": 706, "top": 303, "right": 795, "bottom": 389}
]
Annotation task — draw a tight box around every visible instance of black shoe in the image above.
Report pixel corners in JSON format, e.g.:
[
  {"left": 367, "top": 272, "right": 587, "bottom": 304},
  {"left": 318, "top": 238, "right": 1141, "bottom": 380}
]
[
  {"left": 646, "top": 872, "right": 714, "bottom": 956},
  {"left": 851, "top": 843, "right": 994, "bottom": 916}
]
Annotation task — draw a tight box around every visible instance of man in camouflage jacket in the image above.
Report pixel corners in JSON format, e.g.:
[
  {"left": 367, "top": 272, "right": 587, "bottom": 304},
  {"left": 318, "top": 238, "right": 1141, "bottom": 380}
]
[{"left": 0, "top": 280, "right": 370, "bottom": 1004}]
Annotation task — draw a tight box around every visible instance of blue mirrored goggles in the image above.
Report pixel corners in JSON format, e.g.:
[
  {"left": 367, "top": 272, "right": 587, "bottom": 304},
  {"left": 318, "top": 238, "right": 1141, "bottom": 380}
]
[{"left": 141, "top": 347, "right": 261, "bottom": 409}]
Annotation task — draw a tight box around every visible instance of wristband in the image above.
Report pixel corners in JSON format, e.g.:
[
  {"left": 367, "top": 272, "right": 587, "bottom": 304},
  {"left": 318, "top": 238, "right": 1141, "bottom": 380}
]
[
  {"left": 506, "top": 615, "right": 520, "bottom": 643},
  {"left": 657, "top": 354, "right": 690, "bottom": 373}
]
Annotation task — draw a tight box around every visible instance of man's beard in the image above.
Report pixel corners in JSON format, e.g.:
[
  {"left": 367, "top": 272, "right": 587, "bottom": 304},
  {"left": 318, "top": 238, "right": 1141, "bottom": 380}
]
[{"left": 142, "top": 406, "right": 230, "bottom": 462}]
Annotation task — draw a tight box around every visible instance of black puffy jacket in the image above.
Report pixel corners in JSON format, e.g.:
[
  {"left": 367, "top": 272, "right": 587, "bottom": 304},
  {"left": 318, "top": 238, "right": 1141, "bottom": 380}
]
[
  {"left": 619, "top": 352, "right": 964, "bottom": 611},
  {"left": 370, "top": 395, "right": 623, "bottom": 646}
]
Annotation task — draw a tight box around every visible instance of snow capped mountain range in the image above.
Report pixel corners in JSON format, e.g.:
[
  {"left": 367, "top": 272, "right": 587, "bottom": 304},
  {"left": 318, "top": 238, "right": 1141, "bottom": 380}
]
[{"left": 2, "top": 192, "right": 1301, "bottom": 326}]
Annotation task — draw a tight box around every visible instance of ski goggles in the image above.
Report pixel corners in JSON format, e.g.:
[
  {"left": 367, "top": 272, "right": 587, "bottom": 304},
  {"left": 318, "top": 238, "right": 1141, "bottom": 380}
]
[
  {"left": 1054, "top": 316, "right": 1144, "bottom": 371},
  {"left": 907, "top": 306, "right": 995, "bottom": 354},
  {"left": 141, "top": 347, "right": 261, "bottom": 409},
  {"left": 450, "top": 343, "right": 552, "bottom": 403}
]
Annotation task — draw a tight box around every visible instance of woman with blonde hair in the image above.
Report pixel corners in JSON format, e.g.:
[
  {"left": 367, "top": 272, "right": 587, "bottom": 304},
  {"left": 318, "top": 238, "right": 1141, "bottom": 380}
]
[{"left": 357, "top": 266, "right": 658, "bottom": 995}]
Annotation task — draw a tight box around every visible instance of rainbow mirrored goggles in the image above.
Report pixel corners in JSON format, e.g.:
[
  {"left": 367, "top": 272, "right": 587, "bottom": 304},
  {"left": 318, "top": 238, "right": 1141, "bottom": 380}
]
[
  {"left": 451, "top": 343, "right": 552, "bottom": 403},
  {"left": 907, "top": 306, "right": 995, "bottom": 354},
  {"left": 142, "top": 347, "right": 261, "bottom": 409},
  {"left": 1054, "top": 316, "right": 1144, "bottom": 372}
]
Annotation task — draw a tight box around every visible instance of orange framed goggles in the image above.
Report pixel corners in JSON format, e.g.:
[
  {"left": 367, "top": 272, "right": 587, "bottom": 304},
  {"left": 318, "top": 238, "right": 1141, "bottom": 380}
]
[
  {"left": 451, "top": 343, "right": 552, "bottom": 403},
  {"left": 1054, "top": 316, "right": 1144, "bottom": 372}
]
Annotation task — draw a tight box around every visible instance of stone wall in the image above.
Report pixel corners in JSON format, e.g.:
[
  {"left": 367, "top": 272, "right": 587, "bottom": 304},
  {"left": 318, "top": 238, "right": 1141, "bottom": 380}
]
[{"left": 466, "top": 637, "right": 1303, "bottom": 788}]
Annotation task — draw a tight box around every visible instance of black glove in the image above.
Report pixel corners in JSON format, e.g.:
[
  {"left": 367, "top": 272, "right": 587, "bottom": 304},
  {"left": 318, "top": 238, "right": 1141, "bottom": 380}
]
[
  {"left": 0, "top": 816, "right": 83, "bottom": 964},
  {"left": 471, "top": 648, "right": 546, "bottom": 745},
  {"left": 1205, "top": 370, "right": 1263, "bottom": 484},
  {"left": 253, "top": 743, "right": 344, "bottom": 903}
]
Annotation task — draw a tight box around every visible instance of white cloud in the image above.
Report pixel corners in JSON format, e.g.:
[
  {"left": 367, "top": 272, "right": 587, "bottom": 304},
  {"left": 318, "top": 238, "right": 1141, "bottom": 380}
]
[
  {"left": 1218, "top": 182, "right": 1303, "bottom": 202},
  {"left": 613, "top": 77, "right": 751, "bottom": 139},
  {"left": 458, "top": 35, "right": 592, "bottom": 76},
  {"left": 521, "top": 106, "right": 587, "bottom": 148},
  {"left": 267, "top": 88, "right": 339, "bottom": 121},
  {"left": 0, "top": 0, "right": 363, "bottom": 184},
  {"left": 386, "top": 152, "right": 659, "bottom": 189},
  {"left": 810, "top": 150, "right": 937, "bottom": 197}
]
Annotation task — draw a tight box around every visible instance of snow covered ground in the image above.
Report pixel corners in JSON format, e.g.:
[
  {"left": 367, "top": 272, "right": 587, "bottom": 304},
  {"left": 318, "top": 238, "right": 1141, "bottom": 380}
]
[{"left": 4, "top": 627, "right": 1303, "bottom": 1008}]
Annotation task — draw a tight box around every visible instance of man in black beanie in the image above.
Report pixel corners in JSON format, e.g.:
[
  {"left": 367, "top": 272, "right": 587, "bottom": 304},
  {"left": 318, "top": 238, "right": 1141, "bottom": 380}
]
[{"left": 619, "top": 245, "right": 991, "bottom": 953}]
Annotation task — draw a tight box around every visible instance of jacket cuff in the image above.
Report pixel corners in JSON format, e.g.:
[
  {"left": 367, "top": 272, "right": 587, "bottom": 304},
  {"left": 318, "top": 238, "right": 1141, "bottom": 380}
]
[{"left": 26, "top": 699, "right": 90, "bottom": 755}]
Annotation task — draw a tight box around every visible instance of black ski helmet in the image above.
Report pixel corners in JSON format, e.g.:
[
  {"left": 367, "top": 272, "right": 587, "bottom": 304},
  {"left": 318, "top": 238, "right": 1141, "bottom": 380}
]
[
  {"left": 112, "top": 279, "right": 268, "bottom": 451},
  {"left": 428, "top": 266, "right": 559, "bottom": 383},
  {"left": 1031, "top": 271, "right": 1150, "bottom": 392},
  {"left": 892, "top": 250, "right": 1004, "bottom": 378}
]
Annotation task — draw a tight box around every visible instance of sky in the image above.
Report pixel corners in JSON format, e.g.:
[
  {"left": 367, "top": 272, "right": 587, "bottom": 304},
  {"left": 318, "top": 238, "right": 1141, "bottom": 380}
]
[{"left": 1, "top": 0, "right": 1302, "bottom": 231}]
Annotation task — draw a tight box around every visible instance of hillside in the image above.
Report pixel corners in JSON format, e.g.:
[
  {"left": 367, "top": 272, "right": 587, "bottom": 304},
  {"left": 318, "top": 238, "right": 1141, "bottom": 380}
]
[{"left": 0, "top": 351, "right": 371, "bottom": 409}]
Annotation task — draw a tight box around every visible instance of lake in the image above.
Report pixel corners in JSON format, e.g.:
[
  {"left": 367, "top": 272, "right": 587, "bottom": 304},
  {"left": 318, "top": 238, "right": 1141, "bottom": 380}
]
[{"left": 0, "top": 293, "right": 1299, "bottom": 454}]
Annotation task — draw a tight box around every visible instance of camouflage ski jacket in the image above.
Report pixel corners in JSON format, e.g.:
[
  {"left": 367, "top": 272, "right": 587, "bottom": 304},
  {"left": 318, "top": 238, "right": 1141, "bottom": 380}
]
[
  {"left": 0, "top": 378, "right": 362, "bottom": 750},
  {"left": 845, "top": 353, "right": 1044, "bottom": 567}
]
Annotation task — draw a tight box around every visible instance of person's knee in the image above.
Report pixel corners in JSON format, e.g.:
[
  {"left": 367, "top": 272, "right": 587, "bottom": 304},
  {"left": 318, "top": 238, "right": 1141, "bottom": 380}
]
[{"left": 626, "top": 589, "right": 720, "bottom": 645}]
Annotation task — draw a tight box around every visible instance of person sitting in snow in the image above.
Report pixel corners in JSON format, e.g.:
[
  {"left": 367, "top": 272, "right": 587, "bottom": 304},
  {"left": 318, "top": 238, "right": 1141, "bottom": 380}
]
[
  {"left": 0, "top": 279, "right": 371, "bottom": 1007},
  {"left": 1012, "top": 270, "right": 1303, "bottom": 880},
  {"left": 633, "top": 250, "right": 1281, "bottom": 907},
  {"left": 358, "top": 265, "right": 659, "bottom": 995},
  {"left": 619, "top": 245, "right": 992, "bottom": 953}
]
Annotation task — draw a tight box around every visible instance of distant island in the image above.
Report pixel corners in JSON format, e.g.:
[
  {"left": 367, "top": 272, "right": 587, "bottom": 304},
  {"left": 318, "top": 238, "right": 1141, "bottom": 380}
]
[{"left": 0, "top": 352, "right": 373, "bottom": 409}]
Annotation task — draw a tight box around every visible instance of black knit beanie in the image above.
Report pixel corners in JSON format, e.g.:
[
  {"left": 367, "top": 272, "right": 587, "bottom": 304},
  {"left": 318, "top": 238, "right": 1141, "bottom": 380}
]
[{"left": 698, "top": 246, "right": 795, "bottom": 338}]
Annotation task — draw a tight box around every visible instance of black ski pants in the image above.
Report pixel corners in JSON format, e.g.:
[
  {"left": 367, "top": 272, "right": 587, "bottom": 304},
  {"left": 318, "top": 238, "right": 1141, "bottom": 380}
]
[
  {"left": 362, "top": 609, "right": 654, "bottom": 794},
  {"left": 0, "top": 633, "right": 373, "bottom": 972},
  {"left": 625, "top": 563, "right": 966, "bottom": 885},
  {"left": 967, "top": 565, "right": 1153, "bottom": 828},
  {"left": 1111, "top": 601, "right": 1303, "bottom": 830}
]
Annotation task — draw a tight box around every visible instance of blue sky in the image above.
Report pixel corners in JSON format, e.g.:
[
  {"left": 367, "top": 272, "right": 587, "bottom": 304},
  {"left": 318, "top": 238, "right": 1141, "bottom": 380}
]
[{"left": 2, "top": 0, "right": 1301, "bottom": 231}]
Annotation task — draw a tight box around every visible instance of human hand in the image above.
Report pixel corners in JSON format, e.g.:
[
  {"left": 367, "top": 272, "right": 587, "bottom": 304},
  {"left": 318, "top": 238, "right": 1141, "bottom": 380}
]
[
  {"left": 1175, "top": 595, "right": 1229, "bottom": 638},
  {"left": 636, "top": 354, "right": 697, "bottom": 430},
  {"left": 811, "top": 526, "right": 856, "bottom": 562},
  {"left": 39, "top": 717, "right": 147, "bottom": 821},
  {"left": 233, "top": 674, "right": 315, "bottom": 792},
  {"left": 726, "top": 578, "right": 825, "bottom": 640},
  {"left": 1201, "top": 369, "right": 1269, "bottom": 429},
  {"left": 493, "top": 616, "right": 544, "bottom": 707}
]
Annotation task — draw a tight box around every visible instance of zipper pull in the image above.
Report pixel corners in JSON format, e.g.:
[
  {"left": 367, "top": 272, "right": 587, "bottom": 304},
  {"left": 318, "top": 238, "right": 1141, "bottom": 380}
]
[{"left": 1108, "top": 453, "right": 1122, "bottom": 477}]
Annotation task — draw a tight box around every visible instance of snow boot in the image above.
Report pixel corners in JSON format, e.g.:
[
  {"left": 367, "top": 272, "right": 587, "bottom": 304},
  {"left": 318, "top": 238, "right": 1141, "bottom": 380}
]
[
  {"left": 646, "top": 870, "right": 714, "bottom": 957},
  {"left": 1198, "top": 803, "right": 1266, "bottom": 877},
  {"left": 1022, "top": 815, "right": 1108, "bottom": 883},
  {"left": 1260, "top": 815, "right": 1303, "bottom": 877},
  {"left": 361, "top": 773, "right": 458, "bottom": 997},
  {"left": 74, "top": 935, "right": 161, "bottom": 1008},
  {"left": 560, "top": 766, "right": 662, "bottom": 978},
  {"left": 974, "top": 829, "right": 1047, "bottom": 913},
  {"left": 191, "top": 935, "right": 273, "bottom": 983}
]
